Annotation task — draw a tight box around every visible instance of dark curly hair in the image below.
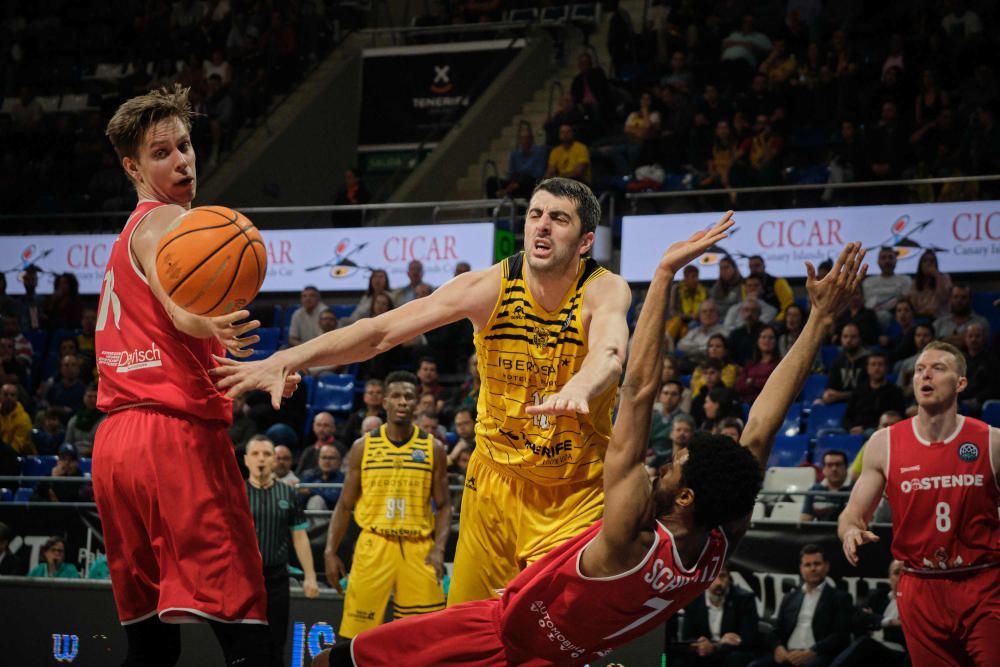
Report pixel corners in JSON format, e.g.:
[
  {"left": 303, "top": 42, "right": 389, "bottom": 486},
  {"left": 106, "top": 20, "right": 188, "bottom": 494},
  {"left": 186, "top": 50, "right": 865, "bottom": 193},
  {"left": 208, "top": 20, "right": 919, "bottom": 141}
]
[
  {"left": 384, "top": 370, "right": 419, "bottom": 388},
  {"left": 680, "top": 432, "right": 762, "bottom": 529},
  {"left": 532, "top": 177, "right": 601, "bottom": 236}
]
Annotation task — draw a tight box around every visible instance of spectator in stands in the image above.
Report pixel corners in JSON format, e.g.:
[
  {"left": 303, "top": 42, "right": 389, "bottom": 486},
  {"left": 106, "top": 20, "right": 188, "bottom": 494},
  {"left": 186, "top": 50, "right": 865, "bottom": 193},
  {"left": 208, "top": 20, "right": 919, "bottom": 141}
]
[
  {"left": 488, "top": 124, "right": 546, "bottom": 199},
  {"left": 690, "top": 359, "right": 724, "bottom": 425},
  {"left": 933, "top": 283, "right": 990, "bottom": 345},
  {"left": 835, "top": 560, "right": 907, "bottom": 665},
  {"left": 544, "top": 94, "right": 588, "bottom": 147},
  {"left": 288, "top": 286, "right": 327, "bottom": 346},
  {"left": 752, "top": 545, "right": 851, "bottom": 666},
  {"left": 735, "top": 325, "right": 781, "bottom": 404},
  {"left": 0, "top": 274, "right": 13, "bottom": 318},
  {"left": 700, "top": 386, "right": 743, "bottom": 434},
  {"left": 824, "top": 119, "right": 868, "bottom": 203},
  {"left": 740, "top": 113, "right": 784, "bottom": 187},
  {"left": 820, "top": 323, "right": 870, "bottom": 404},
  {"left": 843, "top": 352, "right": 906, "bottom": 435},
  {"left": 205, "top": 73, "right": 234, "bottom": 169},
  {"left": 747, "top": 255, "right": 793, "bottom": 319},
  {"left": 691, "top": 334, "right": 740, "bottom": 395},
  {"left": 448, "top": 447, "right": 473, "bottom": 479},
  {"left": 417, "top": 411, "right": 447, "bottom": 447},
  {"left": 778, "top": 303, "right": 822, "bottom": 372},
  {"left": 41, "top": 355, "right": 86, "bottom": 420},
  {"left": 416, "top": 356, "right": 443, "bottom": 401},
  {"left": 882, "top": 298, "right": 916, "bottom": 354},
  {"left": 545, "top": 124, "right": 591, "bottom": 185},
  {"left": 34, "top": 442, "right": 90, "bottom": 503},
  {"left": 296, "top": 411, "right": 342, "bottom": 476},
  {"left": 908, "top": 250, "right": 951, "bottom": 319},
  {"left": 718, "top": 418, "right": 745, "bottom": 443},
  {"left": 450, "top": 407, "right": 476, "bottom": 451},
  {"left": 274, "top": 444, "right": 299, "bottom": 487},
  {"left": 759, "top": 37, "right": 797, "bottom": 86},
  {"left": 42, "top": 273, "right": 83, "bottom": 331},
  {"left": 896, "top": 323, "right": 934, "bottom": 401},
  {"left": 678, "top": 300, "right": 727, "bottom": 358},
  {"left": 666, "top": 265, "right": 707, "bottom": 341},
  {"left": 203, "top": 48, "right": 233, "bottom": 87},
  {"left": 700, "top": 120, "right": 742, "bottom": 191},
  {"left": 570, "top": 52, "right": 613, "bottom": 129},
  {"left": 304, "top": 310, "right": 347, "bottom": 375},
  {"left": 726, "top": 297, "right": 767, "bottom": 365},
  {"left": 960, "top": 322, "right": 999, "bottom": 416},
  {"left": 76, "top": 308, "right": 97, "bottom": 377},
  {"left": 801, "top": 451, "right": 852, "bottom": 522},
  {"left": 0, "top": 522, "right": 27, "bottom": 575},
  {"left": 299, "top": 444, "right": 345, "bottom": 510},
  {"left": 650, "top": 380, "right": 687, "bottom": 463},
  {"left": 661, "top": 51, "right": 694, "bottom": 92},
  {"left": 393, "top": 260, "right": 432, "bottom": 306},
  {"left": 666, "top": 413, "right": 696, "bottom": 465},
  {"left": 443, "top": 352, "right": 480, "bottom": 416},
  {"left": 15, "top": 265, "right": 43, "bottom": 331},
  {"left": 961, "top": 102, "right": 1000, "bottom": 177},
  {"left": 863, "top": 248, "right": 911, "bottom": 328},
  {"left": 27, "top": 536, "right": 79, "bottom": 579},
  {"left": 0, "top": 338, "right": 30, "bottom": 395},
  {"left": 720, "top": 15, "right": 773, "bottom": 88},
  {"left": 833, "top": 286, "right": 880, "bottom": 347},
  {"left": 0, "top": 382, "right": 33, "bottom": 455},
  {"left": 87, "top": 553, "right": 111, "bottom": 580},
  {"left": 849, "top": 411, "right": 904, "bottom": 482},
  {"left": 868, "top": 101, "right": 907, "bottom": 180},
  {"left": 64, "top": 384, "right": 104, "bottom": 456},
  {"left": 676, "top": 564, "right": 758, "bottom": 667},
  {"left": 620, "top": 91, "right": 662, "bottom": 172},
  {"left": 710, "top": 256, "right": 744, "bottom": 314},
  {"left": 228, "top": 394, "right": 256, "bottom": 449},
  {"left": 343, "top": 269, "right": 390, "bottom": 326},
  {"left": 343, "top": 379, "right": 386, "bottom": 444},
  {"left": 661, "top": 355, "right": 693, "bottom": 413},
  {"left": 333, "top": 168, "right": 372, "bottom": 224},
  {"left": 33, "top": 409, "right": 65, "bottom": 454}
]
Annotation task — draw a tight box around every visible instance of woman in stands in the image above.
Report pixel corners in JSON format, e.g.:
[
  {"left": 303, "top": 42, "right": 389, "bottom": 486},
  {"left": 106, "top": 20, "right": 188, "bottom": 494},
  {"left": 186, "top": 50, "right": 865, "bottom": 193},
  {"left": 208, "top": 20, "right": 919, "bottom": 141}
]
[
  {"left": 709, "top": 255, "right": 743, "bottom": 313},
  {"left": 700, "top": 385, "right": 743, "bottom": 433},
  {"left": 909, "top": 250, "right": 951, "bottom": 320},
  {"left": 343, "top": 269, "right": 390, "bottom": 325},
  {"left": 690, "top": 333, "right": 740, "bottom": 395},
  {"left": 736, "top": 325, "right": 782, "bottom": 404}
]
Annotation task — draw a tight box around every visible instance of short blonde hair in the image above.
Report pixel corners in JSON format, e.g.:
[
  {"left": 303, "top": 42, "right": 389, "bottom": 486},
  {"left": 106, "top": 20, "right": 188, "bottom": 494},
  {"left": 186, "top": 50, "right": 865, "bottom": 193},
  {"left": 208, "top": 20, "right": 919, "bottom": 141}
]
[
  {"left": 918, "top": 341, "right": 967, "bottom": 377},
  {"left": 105, "top": 85, "right": 193, "bottom": 162}
]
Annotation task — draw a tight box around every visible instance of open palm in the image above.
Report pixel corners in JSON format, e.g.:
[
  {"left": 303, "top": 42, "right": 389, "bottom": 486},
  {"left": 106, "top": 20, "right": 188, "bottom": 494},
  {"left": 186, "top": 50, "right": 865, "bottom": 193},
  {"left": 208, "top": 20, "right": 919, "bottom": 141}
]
[{"left": 660, "top": 210, "right": 735, "bottom": 274}]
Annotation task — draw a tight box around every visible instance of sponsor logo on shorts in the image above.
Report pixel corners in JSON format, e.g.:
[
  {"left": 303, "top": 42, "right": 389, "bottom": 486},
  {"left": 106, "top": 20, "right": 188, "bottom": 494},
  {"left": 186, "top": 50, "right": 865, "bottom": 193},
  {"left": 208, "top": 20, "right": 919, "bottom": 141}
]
[
  {"left": 958, "top": 442, "right": 979, "bottom": 462},
  {"left": 348, "top": 609, "right": 376, "bottom": 622},
  {"left": 529, "top": 601, "right": 585, "bottom": 658},
  {"left": 98, "top": 342, "right": 163, "bottom": 373},
  {"left": 464, "top": 476, "right": 477, "bottom": 492},
  {"left": 899, "top": 473, "right": 984, "bottom": 493}
]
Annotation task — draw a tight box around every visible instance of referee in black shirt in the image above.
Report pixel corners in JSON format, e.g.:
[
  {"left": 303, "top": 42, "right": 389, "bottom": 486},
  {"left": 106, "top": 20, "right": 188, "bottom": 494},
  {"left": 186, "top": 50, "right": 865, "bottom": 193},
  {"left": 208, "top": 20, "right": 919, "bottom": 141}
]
[{"left": 245, "top": 434, "right": 320, "bottom": 665}]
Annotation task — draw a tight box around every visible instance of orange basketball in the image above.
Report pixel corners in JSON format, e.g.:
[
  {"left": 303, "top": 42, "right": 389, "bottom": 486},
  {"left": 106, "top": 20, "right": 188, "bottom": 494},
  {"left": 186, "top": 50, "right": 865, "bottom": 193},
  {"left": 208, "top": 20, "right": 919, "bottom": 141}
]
[{"left": 155, "top": 205, "right": 267, "bottom": 317}]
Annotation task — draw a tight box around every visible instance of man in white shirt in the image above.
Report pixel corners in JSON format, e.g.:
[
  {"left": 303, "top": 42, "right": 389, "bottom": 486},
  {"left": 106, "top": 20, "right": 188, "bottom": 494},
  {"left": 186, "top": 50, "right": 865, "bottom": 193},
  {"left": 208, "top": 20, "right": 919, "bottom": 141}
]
[
  {"left": 754, "top": 545, "right": 852, "bottom": 666},
  {"left": 678, "top": 300, "right": 728, "bottom": 357},
  {"left": 862, "top": 247, "right": 911, "bottom": 328},
  {"left": 678, "top": 564, "right": 759, "bottom": 666},
  {"left": 288, "top": 286, "right": 328, "bottom": 346}
]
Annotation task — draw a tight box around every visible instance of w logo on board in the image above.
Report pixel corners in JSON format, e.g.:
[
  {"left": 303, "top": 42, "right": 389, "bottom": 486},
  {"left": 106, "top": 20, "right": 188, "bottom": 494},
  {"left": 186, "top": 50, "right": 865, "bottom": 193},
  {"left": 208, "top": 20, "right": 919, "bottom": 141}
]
[{"left": 52, "top": 633, "right": 79, "bottom": 662}]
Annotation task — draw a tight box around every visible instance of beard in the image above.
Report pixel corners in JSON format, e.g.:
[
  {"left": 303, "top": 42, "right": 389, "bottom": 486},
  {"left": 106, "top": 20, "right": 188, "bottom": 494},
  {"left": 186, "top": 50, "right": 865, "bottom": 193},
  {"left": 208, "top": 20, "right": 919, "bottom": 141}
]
[
  {"left": 525, "top": 244, "right": 579, "bottom": 276},
  {"left": 652, "top": 485, "right": 677, "bottom": 517}
]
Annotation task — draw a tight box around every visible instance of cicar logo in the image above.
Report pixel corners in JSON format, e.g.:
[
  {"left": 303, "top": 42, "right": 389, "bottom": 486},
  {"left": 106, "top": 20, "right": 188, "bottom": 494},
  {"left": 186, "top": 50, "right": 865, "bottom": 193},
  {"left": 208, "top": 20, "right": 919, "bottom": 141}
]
[{"left": 867, "top": 214, "right": 945, "bottom": 260}]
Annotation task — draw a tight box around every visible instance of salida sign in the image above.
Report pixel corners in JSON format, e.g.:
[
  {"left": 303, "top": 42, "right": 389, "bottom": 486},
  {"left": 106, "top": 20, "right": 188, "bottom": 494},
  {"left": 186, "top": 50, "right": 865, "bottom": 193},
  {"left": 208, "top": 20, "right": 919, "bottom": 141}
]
[
  {"left": 1, "top": 222, "right": 495, "bottom": 295},
  {"left": 621, "top": 200, "right": 1000, "bottom": 281}
]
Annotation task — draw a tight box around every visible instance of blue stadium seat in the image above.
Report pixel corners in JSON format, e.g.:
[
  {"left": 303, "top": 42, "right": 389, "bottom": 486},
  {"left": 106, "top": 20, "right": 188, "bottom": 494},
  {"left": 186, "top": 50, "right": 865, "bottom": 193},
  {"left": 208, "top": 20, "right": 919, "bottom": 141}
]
[
  {"left": 272, "top": 305, "right": 283, "bottom": 329},
  {"left": 21, "top": 455, "right": 58, "bottom": 477},
  {"left": 79, "top": 458, "right": 92, "bottom": 475},
  {"left": 679, "top": 374, "right": 692, "bottom": 388},
  {"left": 312, "top": 380, "right": 355, "bottom": 413},
  {"left": 983, "top": 400, "right": 1000, "bottom": 427},
  {"left": 0, "top": 488, "right": 13, "bottom": 502},
  {"left": 815, "top": 433, "right": 865, "bottom": 463},
  {"left": 445, "top": 432, "right": 458, "bottom": 447},
  {"left": 780, "top": 402, "right": 804, "bottom": 436},
  {"left": 14, "top": 488, "right": 32, "bottom": 502},
  {"left": 301, "top": 375, "right": 317, "bottom": 405},
  {"left": 799, "top": 374, "right": 827, "bottom": 404},
  {"left": 805, "top": 403, "right": 848, "bottom": 436},
  {"left": 332, "top": 304, "right": 356, "bottom": 320},
  {"left": 316, "top": 373, "right": 355, "bottom": 389},
  {"left": 255, "top": 327, "right": 280, "bottom": 351},
  {"left": 820, "top": 346, "right": 839, "bottom": 371},
  {"left": 278, "top": 305, "right": 301, "bottom": 346},
  {"left": 741, "top": 402, "right": 751, "bottom": 422},
  {"left": 971, "top": 291, "right": 1000, "bottom": 337},
  {"left": 768, "top": 435, "right": 811, "bottom": 468}
]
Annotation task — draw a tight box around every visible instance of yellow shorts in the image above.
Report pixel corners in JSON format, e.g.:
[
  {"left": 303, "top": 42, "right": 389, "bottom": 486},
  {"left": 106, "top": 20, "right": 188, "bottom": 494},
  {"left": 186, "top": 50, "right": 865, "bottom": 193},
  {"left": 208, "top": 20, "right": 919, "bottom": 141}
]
[
  {"left": 339, "top": 530, "right": 445, "bottom": 639},
  {"left": 447, "top": 453, "right": 604, "bottom": 606}
]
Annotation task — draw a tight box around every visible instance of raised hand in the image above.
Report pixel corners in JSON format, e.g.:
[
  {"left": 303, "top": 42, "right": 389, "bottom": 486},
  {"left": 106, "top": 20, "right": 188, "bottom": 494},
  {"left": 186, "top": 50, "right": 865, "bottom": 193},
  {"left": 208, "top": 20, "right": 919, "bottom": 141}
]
[
  {"left": 804, "top": 242, "right": 868, "bottom": 322},
  {"left": 659, "top": 210, "right": 735, "bottom": 275}
]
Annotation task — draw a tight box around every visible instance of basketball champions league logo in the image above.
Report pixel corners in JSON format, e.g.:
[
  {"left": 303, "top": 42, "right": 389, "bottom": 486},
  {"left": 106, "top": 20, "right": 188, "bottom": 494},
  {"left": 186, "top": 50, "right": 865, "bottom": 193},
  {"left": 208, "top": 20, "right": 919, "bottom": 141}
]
[{"left": 865, "top": 214, "right": 946, "bottom": 260}]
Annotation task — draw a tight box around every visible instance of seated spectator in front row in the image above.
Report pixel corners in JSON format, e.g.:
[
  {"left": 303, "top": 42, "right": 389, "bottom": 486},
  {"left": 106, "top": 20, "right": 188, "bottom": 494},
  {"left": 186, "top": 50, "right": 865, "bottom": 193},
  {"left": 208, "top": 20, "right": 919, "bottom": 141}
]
[
  {"left": 288, "top": 286, "right": 327, "bottom": 346},
  {"left": 801, "top": 451, "right": 852, "bottom": 522},
  {"left": 676, "top": 564, "right": 758, "bottom": 667},
  {"left": 0, "top": 382, "right": 34, "bottom": 455},
  {"left": 545, "top": 124, "right": 591, "bottom": 185},
  {"left": 748, "top": 545, "right": 852, "bottom": 667},
  {"left": 299, "top": 444, "right": 346, "bottom": 510},
  {"left": 843, "top": 352, "right": 905, "bottom": 436},
  {"left": 0, "top": 521, "right": 27, "bottom": 575},
  {"left": 27, "top": 536, "right": 80, "bottom": 579},
  {"left": 833, "top": 560, "right": 907, "bottom": 666},
  {"left": 33, "top": 442, "right": 91, "bottom": 503},
  {"left": 677, "top": 300, "right": 727, "bottom": 357},
  {"left": 818, "top": 323, "right": 870, "bottom": 405}
]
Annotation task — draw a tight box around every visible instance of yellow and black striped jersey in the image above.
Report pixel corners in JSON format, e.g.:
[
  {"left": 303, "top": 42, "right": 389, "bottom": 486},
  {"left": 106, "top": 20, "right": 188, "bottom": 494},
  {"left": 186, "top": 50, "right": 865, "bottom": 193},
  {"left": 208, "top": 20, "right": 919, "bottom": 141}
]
[
  {"left": 354, "top": 425, "right": 436, "bottom": 537},
  {"left": 473, "top": 252, "right": 617, "bottom": 486}
]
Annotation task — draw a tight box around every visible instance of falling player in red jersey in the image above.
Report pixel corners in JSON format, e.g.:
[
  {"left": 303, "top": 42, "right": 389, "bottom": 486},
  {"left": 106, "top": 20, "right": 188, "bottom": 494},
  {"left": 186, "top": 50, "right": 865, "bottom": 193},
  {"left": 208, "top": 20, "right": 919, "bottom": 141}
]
[
  {"left": 311, "top": 230, "right": 867, "bottom": 667},
  {"left": 840, "top": 341, "right": 1000, "bottom": 666},
  {"left": 93, "top": 87, "right": 297, "bottom": 666}
]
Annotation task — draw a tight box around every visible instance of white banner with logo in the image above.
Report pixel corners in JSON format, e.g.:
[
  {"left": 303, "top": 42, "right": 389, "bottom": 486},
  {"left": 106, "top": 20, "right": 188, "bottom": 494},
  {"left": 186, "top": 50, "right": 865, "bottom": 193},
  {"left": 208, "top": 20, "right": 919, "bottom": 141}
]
[
  {"left": 621, "top": 200, "right": 1000, "bottom": 282},
  {"left": 1, "top": 223, "right": 496, "bottom": 295}
]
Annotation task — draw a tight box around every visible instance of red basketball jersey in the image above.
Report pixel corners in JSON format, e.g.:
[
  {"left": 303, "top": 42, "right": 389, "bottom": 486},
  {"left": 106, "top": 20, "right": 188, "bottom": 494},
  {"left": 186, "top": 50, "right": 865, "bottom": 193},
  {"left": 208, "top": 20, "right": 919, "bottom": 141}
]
[
  {"left": 885, "top": 416, "right": 999, "bottom": 571},
  {"left": 95, "top": 201, "right": 231, "bottom": 423},
  {"left": 498, "top": 518, "right": 729, "bottom": 665}
]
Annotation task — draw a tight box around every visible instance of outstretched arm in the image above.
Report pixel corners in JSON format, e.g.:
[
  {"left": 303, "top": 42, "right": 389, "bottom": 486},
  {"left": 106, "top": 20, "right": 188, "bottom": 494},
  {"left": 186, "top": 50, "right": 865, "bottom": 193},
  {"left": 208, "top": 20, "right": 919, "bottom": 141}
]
[
  {"left": 839, "top": 429, "right": 889, "bottom": 565},
  {"left": 580, "top": 211, "right": 735, "bottom": 575},
  {"left": 740, "top": 243, "right": 867, "bottom": 469}
]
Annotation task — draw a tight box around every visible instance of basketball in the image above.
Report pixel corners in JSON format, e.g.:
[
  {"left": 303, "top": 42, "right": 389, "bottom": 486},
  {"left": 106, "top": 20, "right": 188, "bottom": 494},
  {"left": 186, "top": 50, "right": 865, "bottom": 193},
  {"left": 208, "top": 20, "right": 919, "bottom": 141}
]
[{"left": 155, "top": 205, "right": 267, "bottom": 317}]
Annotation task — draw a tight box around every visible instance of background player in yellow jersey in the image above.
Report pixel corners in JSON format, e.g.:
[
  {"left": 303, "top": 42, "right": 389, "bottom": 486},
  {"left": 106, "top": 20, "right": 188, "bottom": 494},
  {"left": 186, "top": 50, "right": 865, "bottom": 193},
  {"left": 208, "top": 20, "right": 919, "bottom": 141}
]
[
  {"left": 323, "top": 371, "right": 452, "bottom": 639},
  {"left": 214, "top": 178, "right": 632, "bottom": 605}
]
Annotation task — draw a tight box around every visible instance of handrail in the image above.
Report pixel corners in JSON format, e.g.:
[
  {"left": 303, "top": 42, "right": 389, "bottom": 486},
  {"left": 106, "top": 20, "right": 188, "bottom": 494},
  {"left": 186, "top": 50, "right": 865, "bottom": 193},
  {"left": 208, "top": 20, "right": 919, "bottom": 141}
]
[
  {"left": 625, "top": 173, "right": 1000, "bottom": 211},
  {"left": 360, "top": 20, "right": 535, "bottom": 39}
]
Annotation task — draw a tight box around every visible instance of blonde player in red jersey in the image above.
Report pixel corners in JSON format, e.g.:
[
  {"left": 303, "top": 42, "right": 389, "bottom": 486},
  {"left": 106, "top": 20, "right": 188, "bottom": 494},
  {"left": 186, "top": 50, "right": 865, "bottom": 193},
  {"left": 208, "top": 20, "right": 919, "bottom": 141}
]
[
  {"left": 839, "top": 342, "right": 1000, "bottom": 666},
  {"left": 310, "top": 237, "right": 868, "bottom": 667},
  {"left": 93, "top": 86, "right": 297, "bottom": 667}
]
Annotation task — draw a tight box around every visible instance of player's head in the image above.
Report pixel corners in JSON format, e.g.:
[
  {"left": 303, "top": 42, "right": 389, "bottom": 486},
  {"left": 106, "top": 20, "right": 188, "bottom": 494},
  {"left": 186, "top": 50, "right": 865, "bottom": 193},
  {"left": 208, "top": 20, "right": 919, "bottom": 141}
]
[
  {"left": 244, "top": 435, "right": 276, "bottom": 479},
  {"left": 105, "top": 85, "right": 196, "bottom": 206},
  {"left": 913, "top": 341, "right": 967, "bottom": 410},
  {"left": 384, "top": 371, "right": 419, "bottom": 426},
  {"left": 526, "top": 178, "right": 599, "bottom": 269},
  {"left": 654, "top": 431, "right": 762, "bottom": 529},
  {"left": 798, "top": 544, "right": 829, "bottom": 587}
]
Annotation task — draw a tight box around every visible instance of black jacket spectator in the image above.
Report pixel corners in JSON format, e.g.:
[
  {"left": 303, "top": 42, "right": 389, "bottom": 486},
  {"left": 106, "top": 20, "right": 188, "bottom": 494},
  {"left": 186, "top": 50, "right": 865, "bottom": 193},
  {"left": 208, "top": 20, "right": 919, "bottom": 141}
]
[
  {"left": 768, "top": 584, "right": 852, "bottom": 659},
  {"left": 680, "top": 585, "right": 759, "bottom": 659},
  {"left": 844, "top": 378, "right": 905, "bottom": 433}
]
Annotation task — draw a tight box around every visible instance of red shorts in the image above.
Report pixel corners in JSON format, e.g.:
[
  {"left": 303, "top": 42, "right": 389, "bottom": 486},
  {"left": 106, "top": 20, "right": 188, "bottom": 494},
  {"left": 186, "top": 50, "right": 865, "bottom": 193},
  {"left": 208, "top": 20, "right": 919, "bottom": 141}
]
[
  {"left": 897, "top": 564, "right": 1000, "bottom": 666},
  {"left": 351, "top": 599, "right": 509, "bottom": 666},
  {"left": 92, "top": 407, "right": 266, "bottom": 625}
]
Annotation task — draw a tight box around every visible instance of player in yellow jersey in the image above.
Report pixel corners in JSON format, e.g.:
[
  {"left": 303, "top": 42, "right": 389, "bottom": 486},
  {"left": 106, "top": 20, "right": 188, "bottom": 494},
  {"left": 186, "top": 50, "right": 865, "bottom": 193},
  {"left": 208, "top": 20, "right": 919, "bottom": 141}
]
[
  {"left": 214, "top": 178, "right": 632, "bottom": 605},
  {"left": 323, "top": 371, "right": 452, "bottom": 639}
]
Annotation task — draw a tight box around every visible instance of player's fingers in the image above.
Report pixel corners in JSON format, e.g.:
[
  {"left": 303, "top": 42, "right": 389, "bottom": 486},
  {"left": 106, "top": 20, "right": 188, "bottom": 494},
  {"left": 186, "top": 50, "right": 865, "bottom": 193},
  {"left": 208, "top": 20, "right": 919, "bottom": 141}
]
[
  {"left": 228, "top": 347, "right": 254, "bottom": 359},
  {"left": 211, "top": 354, "right": 239, "bottom": 369},
  {"left": 235, "top": 334, "right": 260, "bottom": 348},
  {"left": 804, "top": 261, "right": 816, "bottom": 284},
  {"left": 863, "top": 531, "right": 880, "bottom": 543},
  {"left": 270, "top": 385, "right": 283, "bottom": 410},
  {"left": 221, "top": 309, "right": 251, "bottom": 325},
  {"left": 233, "top": 319, "right": 261, "bottom": 337}
]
